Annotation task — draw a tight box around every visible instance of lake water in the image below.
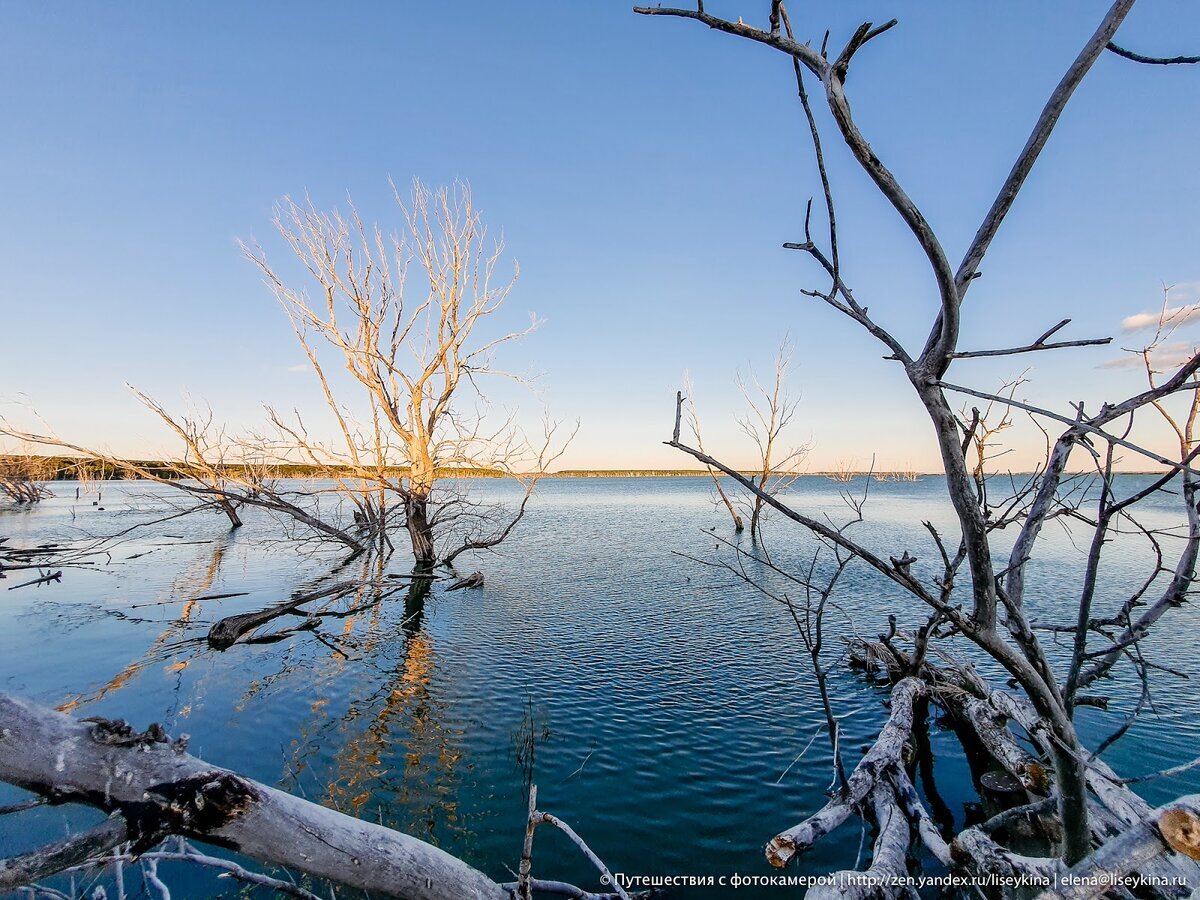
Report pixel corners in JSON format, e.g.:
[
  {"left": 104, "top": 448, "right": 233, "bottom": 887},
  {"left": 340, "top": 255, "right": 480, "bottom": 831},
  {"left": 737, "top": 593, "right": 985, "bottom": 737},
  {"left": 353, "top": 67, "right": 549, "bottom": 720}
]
[{"left": 2, "top": 476, "right": 1198, "bottom": 898}]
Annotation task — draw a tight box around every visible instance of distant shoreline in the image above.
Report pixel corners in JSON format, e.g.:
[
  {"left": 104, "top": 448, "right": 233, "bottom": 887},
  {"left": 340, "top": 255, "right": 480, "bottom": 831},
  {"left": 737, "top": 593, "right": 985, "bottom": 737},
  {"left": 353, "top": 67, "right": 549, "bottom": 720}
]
[{"left": 4, "top": 456, "right": 1166, "bottom": 481}]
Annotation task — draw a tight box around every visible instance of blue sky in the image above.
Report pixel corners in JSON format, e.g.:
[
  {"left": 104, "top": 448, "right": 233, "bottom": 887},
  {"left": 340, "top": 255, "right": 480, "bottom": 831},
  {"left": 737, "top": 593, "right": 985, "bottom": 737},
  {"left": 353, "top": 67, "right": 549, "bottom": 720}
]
[{"left": 2, "top": 1, "right": 1198, "bottom": 471}]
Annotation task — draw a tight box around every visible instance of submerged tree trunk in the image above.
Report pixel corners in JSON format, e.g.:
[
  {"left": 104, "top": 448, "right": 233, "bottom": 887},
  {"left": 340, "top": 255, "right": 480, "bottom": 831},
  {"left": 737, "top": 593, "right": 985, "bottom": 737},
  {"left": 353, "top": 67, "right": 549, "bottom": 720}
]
[
  {"left": 405, "top": 492, "right": 436, "bottom": 566},
  {"left": 216, "top": 496, "right": 243, "bottom": 529}
]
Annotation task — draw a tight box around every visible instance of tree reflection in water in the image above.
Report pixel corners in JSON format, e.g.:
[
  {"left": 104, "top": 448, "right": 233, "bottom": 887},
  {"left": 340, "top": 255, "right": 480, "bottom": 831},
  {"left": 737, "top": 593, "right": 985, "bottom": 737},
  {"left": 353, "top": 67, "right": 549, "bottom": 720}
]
[
  {"left": 52, "top": 542, "right": 472, "bottom": 853},
  {"left": 57, "top": 535, "right": 231, "bottom": 714}
]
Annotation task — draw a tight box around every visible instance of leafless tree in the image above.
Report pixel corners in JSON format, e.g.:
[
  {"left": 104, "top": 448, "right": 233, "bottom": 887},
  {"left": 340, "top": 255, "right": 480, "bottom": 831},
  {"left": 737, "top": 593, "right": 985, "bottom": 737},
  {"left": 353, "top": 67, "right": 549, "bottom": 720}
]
[
  {"left": 735, "top": 341, "right": 806, "bottom": 541},
  {"left": 825, "top": 457, "right": 857, "bottom": 484},
  {"left": 3, "top": 181, "right": 568, "bottom": 565},
  {"left": 0, "top": 444, "right": 54, "bottom": 504},
  {"left": 640, "top": 0, "right": 1200, "bottom": 889},
  {"left": 2, "top": 391, "right": 370, "bottom": 552},
  {"left": 244, "top": 179, "right": 567, "bottom": 567}
]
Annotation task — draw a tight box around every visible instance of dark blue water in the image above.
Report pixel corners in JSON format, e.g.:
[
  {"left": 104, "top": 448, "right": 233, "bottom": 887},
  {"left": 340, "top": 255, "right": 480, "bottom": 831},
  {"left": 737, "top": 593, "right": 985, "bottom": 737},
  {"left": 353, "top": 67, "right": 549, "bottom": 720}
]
[{"left": 2, "top": 476, "right": 1197, "bottom": 897}]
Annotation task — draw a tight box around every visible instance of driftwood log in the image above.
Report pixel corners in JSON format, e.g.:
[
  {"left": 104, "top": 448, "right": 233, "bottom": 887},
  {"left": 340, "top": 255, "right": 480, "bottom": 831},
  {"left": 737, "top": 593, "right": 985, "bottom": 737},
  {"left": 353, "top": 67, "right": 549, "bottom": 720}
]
[
  {"left": 0, "top": 693, "right": 510, "bottom": 899},
  {"left": 4, "top": 636, "right": 1200, "bottom": 900},
  {"left": 207, "top": 580, "right": 357, "bottom": 649},
  {"left": 815, "top": 638, "right": 1200, "bottom": 898},
  {"left": 0, "top": 693, "right": 642, "bottom": 900}
]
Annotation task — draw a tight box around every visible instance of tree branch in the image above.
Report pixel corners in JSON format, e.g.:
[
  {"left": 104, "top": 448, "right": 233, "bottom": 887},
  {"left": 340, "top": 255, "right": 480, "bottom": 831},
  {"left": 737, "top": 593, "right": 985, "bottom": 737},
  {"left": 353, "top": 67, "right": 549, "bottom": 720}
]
[{"left": 1106, "top": 42, "right": 1200, "bottom": 65}]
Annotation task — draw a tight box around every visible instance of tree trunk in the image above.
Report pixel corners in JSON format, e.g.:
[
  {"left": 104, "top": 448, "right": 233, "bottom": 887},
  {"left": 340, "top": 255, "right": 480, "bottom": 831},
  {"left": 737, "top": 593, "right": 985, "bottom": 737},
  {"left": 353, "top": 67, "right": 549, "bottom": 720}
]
[
  {"left": 207, "top": 581, "right": 357, "bottom": 649},
  {"left": 405, "top": 493, "right": 436, "bottom": 565},
  {"left": 1053, "top": 741, "right": 1093, "bottom": 865},
  {"left": 217, "top": 497, "right": 243, "bottom": 529}
]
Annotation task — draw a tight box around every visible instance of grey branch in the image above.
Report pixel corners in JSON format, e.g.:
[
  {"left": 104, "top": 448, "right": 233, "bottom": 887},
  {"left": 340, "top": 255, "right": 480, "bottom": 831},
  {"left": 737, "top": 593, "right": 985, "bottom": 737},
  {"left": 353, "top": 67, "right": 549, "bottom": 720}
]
[
  {"left": 0, "top": 815, "right": 128, "bottom": 891},
  {"left": 937, "top": 380, "right": 1200, "bottom": 475},
  {"left": 950, "top": 319, "right": 1111, "bottom": 359}
]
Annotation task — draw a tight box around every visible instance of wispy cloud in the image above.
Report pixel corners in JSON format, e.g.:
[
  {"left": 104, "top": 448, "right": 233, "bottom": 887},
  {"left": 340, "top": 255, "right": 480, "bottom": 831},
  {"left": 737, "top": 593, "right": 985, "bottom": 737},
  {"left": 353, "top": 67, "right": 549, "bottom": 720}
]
[
  {"left": 1121, "top": 282, "right": 1200, "bottom": 332},
  {"left": 286, "top": 364, "right": 310, "bottom": 374},
  {"left": 1100, "top": 340, "right": 1196, "bottom": 370},
  {"left": 1121, "top": 305, "right": 1200, "bottom": 332}
]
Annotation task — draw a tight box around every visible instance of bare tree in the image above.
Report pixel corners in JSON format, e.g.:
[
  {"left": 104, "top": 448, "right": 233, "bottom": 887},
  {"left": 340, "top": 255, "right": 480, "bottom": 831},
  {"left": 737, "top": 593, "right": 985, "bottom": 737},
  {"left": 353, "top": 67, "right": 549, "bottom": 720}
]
[
  {"left": 244, "top": 179, "right": 563, "bottom": 567},
  {"left": 640, "top": 0, "right": 1200, "bottom": 888},
  {"left": 681, "top": 345, "right": 805, "bottom": 537},
  {"left": 735, "top": 341, "right": 806, "bottom": 541},
  {"left": 825, "top": 457, "right": 857, "bottom": 484},
  {"left": 0, "top": 444, "right": 54, "bottom": 504},
  {"left": 3, "top": 181, "right": 567, "bottom": 565},
  {"left": 2, "top": 391, "right": 369, "bottom": 553}
]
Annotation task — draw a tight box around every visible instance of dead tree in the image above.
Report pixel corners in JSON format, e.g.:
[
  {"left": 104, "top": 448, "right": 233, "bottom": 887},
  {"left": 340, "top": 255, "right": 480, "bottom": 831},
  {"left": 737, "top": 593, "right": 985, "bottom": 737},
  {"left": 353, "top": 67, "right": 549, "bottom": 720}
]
[
  {"left": 0, "top": 448, "right": 54, "bottom": 504},
  {"left": 0, "top": 694, "right": 639, "bottom": 900},
  {"left": 735, "top": 341, "right": 805, "bottom": 541},
  {"left": 244, "top": 180, "right": 568, "bottom": 567},
  {"left": 638, "top": 0, "right": 1200, "bottom": 887},
  {"left": 2, "top": 403, "right": 369, "bottom": 554},
  {"left": 680, "top": 382, "right": 744, "bottom": 531}
]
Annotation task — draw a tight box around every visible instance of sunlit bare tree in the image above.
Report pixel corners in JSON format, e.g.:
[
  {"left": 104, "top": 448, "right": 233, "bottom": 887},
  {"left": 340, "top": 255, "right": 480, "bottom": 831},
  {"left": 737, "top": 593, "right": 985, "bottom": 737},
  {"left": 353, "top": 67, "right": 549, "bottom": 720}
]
[{"left": 244, "top": 179, "right": 566, "bottom": 566}]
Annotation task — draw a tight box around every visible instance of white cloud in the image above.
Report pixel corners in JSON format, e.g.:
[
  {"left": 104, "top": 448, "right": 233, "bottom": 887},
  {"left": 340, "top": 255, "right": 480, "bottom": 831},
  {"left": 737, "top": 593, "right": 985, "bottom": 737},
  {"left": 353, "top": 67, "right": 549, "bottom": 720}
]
[
  {"left": 1121, "top": 305, "right": 1200, "bottom": 332},
  {"left": 286, "top": 364, "right": 310, "bottom": 374},
  {"left": 1121, "top": 283, "right": 1200, "bottom": 332}
]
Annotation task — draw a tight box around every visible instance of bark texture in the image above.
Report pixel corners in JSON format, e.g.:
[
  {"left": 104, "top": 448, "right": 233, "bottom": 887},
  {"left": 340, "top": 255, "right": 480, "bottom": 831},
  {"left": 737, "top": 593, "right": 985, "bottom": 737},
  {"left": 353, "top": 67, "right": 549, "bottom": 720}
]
[{"left": 0, "top": 693, "right": 509, "bottom": 900}]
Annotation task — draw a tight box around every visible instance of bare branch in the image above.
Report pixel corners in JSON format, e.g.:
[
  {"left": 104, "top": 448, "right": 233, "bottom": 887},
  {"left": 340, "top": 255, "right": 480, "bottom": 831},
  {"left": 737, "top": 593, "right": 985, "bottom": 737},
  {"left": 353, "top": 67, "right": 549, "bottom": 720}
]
[{"left": 1106, "top": 41, "right": 1200, "bottom": 65}]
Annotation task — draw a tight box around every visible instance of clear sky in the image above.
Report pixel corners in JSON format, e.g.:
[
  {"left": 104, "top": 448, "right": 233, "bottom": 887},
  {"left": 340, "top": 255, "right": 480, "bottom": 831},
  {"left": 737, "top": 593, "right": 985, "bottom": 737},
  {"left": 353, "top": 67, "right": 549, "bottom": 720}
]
[{"left": 2, "top": 1, "right": 1198, "bottom": 472}]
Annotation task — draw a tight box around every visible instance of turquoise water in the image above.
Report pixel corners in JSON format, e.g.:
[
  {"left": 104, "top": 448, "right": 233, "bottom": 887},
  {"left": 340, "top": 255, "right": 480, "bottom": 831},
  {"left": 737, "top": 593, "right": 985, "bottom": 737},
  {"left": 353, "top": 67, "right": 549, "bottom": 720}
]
[{"left": 1, "top": 476, "right": 1198, "bottom": 897}]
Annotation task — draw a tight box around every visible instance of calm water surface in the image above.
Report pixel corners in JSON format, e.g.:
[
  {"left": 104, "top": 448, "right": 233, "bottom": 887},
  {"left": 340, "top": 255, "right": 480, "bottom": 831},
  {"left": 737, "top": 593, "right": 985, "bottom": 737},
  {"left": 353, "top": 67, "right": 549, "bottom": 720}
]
[{"left": 2, "top": 476, "right": 1198, "bottom": 897}]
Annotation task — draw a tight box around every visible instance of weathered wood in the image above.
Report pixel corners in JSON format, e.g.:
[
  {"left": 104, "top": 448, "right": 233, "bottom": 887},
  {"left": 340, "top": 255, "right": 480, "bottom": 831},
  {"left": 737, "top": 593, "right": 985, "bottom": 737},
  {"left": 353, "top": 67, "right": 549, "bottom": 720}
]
[
  {"left": 207, "top": 581, "right": 356, "bottom": 649},
  {"left": 889, "top": 767, "right": 952, "bottom": 866},
  {"left": 447, "top": 571, "right": 485, "bottom": 591},
  {"left": 0, "top": 814, "right": 128, "bottom": 891},
  {"left": 938, "top": 689, "right": 1049, "bottom": 793},
  {"left": 0, "top": 693, "right": 509, "bottom": 900},
  {"left": 1034, "top": 795, "right": 1200, "bottom": 900},
  {"left": 951, "top": 827, "right": 1063, "bottom": 883},
  {"left": 535, "top": 813, "right": 630, "bottom": 900},
  {"left": 766, "top": 677, "right": 925, "bottom": 868},
  {"left": 808, "top": 781, "right": 918, "bottom": 900}
]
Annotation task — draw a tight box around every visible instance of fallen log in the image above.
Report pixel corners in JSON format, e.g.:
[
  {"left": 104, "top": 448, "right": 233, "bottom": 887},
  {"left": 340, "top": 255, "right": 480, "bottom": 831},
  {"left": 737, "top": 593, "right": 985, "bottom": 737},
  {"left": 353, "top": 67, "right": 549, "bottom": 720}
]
[
  {"left": 448, "top": 571, "right": 485, "bottom": 591},
  {"left": 792, "top": 639, "right": 1200, "bottom": 898},
  {"left": 765, "top": 677, "right": 926, "bottom": 868},
  {"left": 0, "top": 693, "right": 509, "bottom": 899},
  {"left": 1035, "top": 795, "right": 1200, "bottom": 900},
  {"left": 207, "top": 581, "right": 356, "bottom": 649},
  {"left": 937, "top": 687, "right": 1050, "bottom": 793},
  {"left": 809, "top": 780, "right": 919, "bottom": 900},
  {"left": 0, "top": 813, "right": 128, "bottom": 890},
  {"left": 5, "top": 569, "right": 63, "bottom": 590}
]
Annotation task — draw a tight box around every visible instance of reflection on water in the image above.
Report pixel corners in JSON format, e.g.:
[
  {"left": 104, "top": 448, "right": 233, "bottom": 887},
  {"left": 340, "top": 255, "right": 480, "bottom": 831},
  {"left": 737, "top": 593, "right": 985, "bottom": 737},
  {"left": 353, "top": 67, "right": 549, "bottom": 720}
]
[
  {"left": 58, "top": 535, "right": 230, "bottom": 713},
  {"left": 3, "top": 476, "right": 1200, "bottom": 898}
]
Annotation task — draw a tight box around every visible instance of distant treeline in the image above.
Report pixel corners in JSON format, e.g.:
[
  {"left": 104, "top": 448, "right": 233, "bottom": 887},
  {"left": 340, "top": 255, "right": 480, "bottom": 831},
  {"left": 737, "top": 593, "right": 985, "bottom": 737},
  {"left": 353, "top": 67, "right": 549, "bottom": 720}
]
[
  {"left": 1, "top": 456, "right": 512, "bottom": 481},
  {"left": 9, "top": 456, "right": 1158, "bottom": 480}
]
